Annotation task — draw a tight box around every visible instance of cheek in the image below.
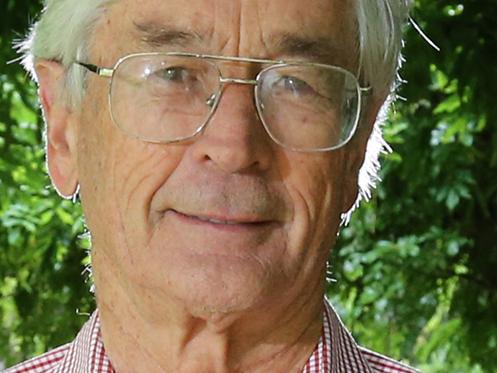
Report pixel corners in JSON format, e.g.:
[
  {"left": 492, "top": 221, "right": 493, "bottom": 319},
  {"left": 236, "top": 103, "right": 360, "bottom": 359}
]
[
  {"left": 284, "top": 153, "right": 346, "bottom": 262},
  {"left": 77, "top": 101, "right": 186, "bottom": 258},
  {"left": 110, "top": 142, "right": 181, "bottom": 238}
]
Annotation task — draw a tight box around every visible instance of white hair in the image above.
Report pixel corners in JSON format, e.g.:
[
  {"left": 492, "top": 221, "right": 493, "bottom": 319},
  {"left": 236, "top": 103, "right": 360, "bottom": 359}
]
[
  {"left": 19, "top": 0, "right": 412, "bottom": 217},
  {"left": 19, "top": 0, "right": 115, "bottom": 106}
]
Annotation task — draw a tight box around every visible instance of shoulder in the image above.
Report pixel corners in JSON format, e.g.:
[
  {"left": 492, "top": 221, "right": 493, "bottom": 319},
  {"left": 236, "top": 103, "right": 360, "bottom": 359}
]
[
  {"left": 4, "top": 343, "right": 70, "bottom": 373},
  {"left": 4, "top": 311, "right": 106, "bottom": 373},
  {"left": 359, "top": 346, "right": 421, "bottom": 373},
  {"left": 323, "top": 298, "right": 420, "bottom": 373}
]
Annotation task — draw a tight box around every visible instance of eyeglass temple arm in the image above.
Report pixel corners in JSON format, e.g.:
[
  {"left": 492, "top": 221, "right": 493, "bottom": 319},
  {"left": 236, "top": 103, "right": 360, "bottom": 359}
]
[{"left": 75, "top": 61, "right": 113, "bottom": 78}]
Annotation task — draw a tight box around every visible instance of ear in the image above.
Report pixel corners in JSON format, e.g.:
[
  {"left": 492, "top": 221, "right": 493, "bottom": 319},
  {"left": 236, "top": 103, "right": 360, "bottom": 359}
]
[
  {"left": 341, "top": 95, "right": 386, "bottom": 213},
  {"left": 35, "top": 60, "right": 79, "bottom": 199}
]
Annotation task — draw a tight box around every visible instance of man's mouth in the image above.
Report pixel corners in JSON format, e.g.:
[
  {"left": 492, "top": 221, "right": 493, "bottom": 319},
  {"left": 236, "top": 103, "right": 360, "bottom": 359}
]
[
  {"left": 169, "top": 209, "right": 272, "bottom": 227},
  {"left": 195, "top": 215, "right": 248, "bottom": 225}
]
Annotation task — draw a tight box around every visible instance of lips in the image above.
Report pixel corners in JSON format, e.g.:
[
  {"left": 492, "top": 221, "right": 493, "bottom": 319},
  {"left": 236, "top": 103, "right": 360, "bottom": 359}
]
[
  {"left": 170, "top": 209, "right": 272, "bottom": 227},
  {"left": 195, "top": 215, "right": 250, "bottom": 225}
]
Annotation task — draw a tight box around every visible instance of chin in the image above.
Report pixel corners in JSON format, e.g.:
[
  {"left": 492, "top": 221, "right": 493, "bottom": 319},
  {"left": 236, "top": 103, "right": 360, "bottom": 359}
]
[{"left": 164, "top": 253, "right": 285, "bottom": 317}]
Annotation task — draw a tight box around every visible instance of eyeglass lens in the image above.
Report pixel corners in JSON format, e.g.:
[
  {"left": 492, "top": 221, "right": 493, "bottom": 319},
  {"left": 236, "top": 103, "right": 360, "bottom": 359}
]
[{"left": 109, "top": 54, "right": 360, "bottom": 150}]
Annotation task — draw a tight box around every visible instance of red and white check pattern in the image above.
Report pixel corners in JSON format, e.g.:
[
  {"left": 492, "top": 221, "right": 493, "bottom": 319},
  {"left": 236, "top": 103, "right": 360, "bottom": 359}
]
[{"left": 6, "top": 299, "right": 419, "bottom": 372}]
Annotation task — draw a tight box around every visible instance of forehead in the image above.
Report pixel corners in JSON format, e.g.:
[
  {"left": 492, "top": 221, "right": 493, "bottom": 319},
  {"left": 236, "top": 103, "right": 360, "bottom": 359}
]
[{"left": 93, "top": 0, "right": 357, "bottom": 66}]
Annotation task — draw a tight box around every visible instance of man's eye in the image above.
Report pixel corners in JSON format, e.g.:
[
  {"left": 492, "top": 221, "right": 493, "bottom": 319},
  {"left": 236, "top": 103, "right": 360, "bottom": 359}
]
[
  {"left": 155, "top": 66, "right": 190, "bottom": 82},
  {"left": 274, "top": 76, "right": 315, "bottom": 96}
]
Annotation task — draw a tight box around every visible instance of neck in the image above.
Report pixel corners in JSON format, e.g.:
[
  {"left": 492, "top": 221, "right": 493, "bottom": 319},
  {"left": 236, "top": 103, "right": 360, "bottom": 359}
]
[{"left": 95, "top": 264, "right": 325, "bottom": 373}]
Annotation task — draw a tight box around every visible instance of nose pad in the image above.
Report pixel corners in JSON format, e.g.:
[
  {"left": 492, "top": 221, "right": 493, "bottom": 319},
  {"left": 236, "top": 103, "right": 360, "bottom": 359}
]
[{"left": 205, "top": 93, "right": 217, "bottom": 108}]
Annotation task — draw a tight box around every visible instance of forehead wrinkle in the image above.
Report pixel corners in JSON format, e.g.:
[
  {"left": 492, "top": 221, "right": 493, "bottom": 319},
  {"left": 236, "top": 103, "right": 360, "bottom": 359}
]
[{"left": 133, "top": 21, "right": 204, "bottom": 49}]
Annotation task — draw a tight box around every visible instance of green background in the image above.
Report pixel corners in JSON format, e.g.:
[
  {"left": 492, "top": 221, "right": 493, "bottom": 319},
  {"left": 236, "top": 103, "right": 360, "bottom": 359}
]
[{"left": 1, "top": 1, "right": 496, "bottom": 371}]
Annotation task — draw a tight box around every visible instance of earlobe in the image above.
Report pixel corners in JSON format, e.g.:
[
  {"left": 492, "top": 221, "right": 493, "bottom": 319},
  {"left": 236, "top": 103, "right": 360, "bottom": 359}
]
[{"left": 35, "top": 60, "right": 79, "bottom": 199}]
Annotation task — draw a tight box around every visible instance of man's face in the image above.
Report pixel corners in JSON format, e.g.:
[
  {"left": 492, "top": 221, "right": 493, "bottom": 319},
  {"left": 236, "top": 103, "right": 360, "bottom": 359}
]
[{"left": 69, "top": 0, "right": 368, "bottom": 316}]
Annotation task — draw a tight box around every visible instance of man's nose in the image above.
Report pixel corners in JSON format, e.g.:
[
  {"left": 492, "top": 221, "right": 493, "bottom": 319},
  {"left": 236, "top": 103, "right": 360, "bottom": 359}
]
[{"left": 188, "top": 84, "right": 273, "bottom": 174}]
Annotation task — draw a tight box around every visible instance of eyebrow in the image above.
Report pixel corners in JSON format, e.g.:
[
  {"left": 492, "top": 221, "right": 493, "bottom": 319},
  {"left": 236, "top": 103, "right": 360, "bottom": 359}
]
[
  {"left": 134, "top": 22, "right": 346, "bottom": 63},
  {"left": 272, "top": 33, "right": 347, "bottom": 62},
  {"left": 134, "top": 22, "right": 203, "bottom": 48}
]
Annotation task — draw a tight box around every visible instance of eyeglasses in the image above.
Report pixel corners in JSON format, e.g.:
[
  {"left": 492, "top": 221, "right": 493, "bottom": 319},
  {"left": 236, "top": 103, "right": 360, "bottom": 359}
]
[{"left": 75, "top": 52, "right": 370, "bottom": 152}]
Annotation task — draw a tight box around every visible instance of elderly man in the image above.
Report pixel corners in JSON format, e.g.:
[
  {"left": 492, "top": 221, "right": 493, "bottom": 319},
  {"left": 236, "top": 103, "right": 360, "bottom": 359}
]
[{"left": 8, "top": 0, "right": 417, "bottom": 372}]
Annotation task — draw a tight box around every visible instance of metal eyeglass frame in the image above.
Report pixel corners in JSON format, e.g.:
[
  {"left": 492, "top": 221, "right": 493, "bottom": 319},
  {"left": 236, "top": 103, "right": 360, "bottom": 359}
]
[{"left": 75, "top": 52, "right": 372, "bottom": 152}]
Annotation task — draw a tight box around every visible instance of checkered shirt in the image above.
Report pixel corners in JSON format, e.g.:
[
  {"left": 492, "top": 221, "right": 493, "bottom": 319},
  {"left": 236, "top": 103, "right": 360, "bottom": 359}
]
[{"left": 5, "top": 299, "right": 419, "bottom": 372}]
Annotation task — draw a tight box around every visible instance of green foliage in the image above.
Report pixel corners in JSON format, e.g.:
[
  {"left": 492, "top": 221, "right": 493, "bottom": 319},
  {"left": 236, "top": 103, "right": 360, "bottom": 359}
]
[
  {"left": 1, "top": 1, "right": 496, "bottom": 371},
  {"left": 0, "top": 1, "right": 93, "bottom": 367},
  {"left": 329, "top": 1, "right": 497, "bottom": 372}
]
